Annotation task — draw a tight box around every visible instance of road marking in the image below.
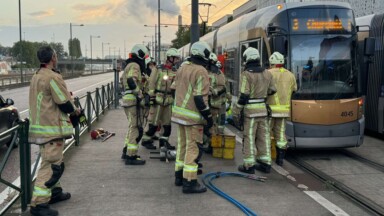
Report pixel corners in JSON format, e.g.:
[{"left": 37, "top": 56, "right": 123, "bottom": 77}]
[
  {"left": 304, "top": 191, "right": 350, "bottom": 216},
  {"left": 19, "top": 79, "right": 112, "bottom": 115},
  {"left": 226, "top": 127, "right": 349, "bottom": 216}
]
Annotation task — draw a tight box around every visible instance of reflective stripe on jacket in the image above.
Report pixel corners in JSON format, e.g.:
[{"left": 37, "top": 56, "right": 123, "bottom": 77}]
[
  {"left": 121, "top": 62, "right": 142, "bottom": 107},
  {"left": 266, "top": 67, "right": 297, "bottom": 118},
  {"left": 239, "top": 69, "right": 276, "bottom": 118},
  {"left": 148, "top": 65, "right": 176, "bottom": 106},
  {"left": 209, "top": 70, "right": 226, "bottom": 109},
  {"left": 171, "top": 61, "right": 210, "bottom": 125},
  {"left": 28, "top": 68, "right": 75, "bottom": 144}
]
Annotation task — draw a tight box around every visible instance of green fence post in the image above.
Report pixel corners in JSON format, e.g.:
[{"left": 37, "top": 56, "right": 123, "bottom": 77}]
[
  {"left": 95, "top": 88, "right": 100, "bottom": 121},
  {"left": 101, "top": 85, "right": 106, "bottom": 115},
  {"left": 19, "top": 119, "right": 31, "bottom": 212},
  {"left": 87, "top": 92, "right": 92, "bottom": 132},
  {"left": 107, "top": 84, "right": 111, "bottom": 109},
  {"left": 74, "top": 97, "right": 80, "bottom": 146}
]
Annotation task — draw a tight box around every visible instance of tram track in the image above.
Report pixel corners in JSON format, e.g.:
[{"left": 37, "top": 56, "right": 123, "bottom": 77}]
[{"left": 286, "top": 152, "right": 384, "bottom": 216}]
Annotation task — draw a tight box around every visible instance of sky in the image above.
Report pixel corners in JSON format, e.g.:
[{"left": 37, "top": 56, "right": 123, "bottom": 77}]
[{"left": 0, "top": 0, "right": 248, "bottom": 58}]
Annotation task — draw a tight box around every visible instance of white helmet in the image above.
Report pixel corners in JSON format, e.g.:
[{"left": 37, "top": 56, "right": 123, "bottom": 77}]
[
  {"left": 269, "top": 52, "right": 284, "bottom": 65},
  {"left": 190, "top": 41, "right": 211, "bottom": 61},
  {"left": 216, "top": 61, "right": 222, "bottom": 69},
  {"left": 242, "top": 47, "right": 260, "bottom": 63},
  {"left": 166, "top": 48, "right": 180, "bottom": 58},
  {"left": 209, "top": 53, "right": 218, "bottom": 62},
  {"left": 131, "top": 44, "right": 149, "bottom": 60}
]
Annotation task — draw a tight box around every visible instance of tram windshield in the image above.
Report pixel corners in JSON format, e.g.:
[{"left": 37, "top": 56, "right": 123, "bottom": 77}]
[{"left": 290, "top": 35, "right": 355, "bottom": 100}]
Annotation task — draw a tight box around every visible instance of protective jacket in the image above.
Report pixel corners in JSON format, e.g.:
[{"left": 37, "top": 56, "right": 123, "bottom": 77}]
[
  {"left": 148, "top": 64, "right": 176, "bottom": 106},
  {"left": 208, "top": 69, "right": 226, "bottom": 109},
  {"left": 266, "top": 67, "right": 297, "bottom": 117},
  {"left": 171, "top": 61, "right": 210, "bottom": 125},
  {"left": 121, "top": 61, "right": 142, "bottom": 107},
  {"left": 238, "top": 63, "right": 276, "bottom": 118},
  {"left": 29, "top": 68, "right": 75, "bottom": 144}
]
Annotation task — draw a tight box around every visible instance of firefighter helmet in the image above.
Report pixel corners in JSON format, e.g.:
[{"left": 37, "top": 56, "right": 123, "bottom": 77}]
[
  {"left": 269, "top": 52, "right": 284, "bottom": 65},
  {"left": 131, "top": 44, "right": 149, "bottom": 60},
  {"left": 166, "top": 48, "right": 180, "bottom": 58},
  {"left": 190, "top": 41, "right": 211, "bottom": 61},
  {"left": 242, "top": 47, "right": 260, "bottom": 63},
  {"left": 209, "top": 53, "right": 218, "bottom": 63}
]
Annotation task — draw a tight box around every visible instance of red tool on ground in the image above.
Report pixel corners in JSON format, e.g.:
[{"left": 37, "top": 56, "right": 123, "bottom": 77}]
[{"left": 91, "top": 128, "right": 115, "bottom": 142}]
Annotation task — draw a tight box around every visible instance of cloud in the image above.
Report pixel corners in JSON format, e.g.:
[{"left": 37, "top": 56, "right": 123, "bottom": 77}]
[
  {"left": 29, "top": 9, "right": 55, "bottom": 19},
  {"left": 72, "top": 0, "right": 125, "bottom": 22},
  {"left": 126, "top": 0, "right": 180, "bottom": 22}
]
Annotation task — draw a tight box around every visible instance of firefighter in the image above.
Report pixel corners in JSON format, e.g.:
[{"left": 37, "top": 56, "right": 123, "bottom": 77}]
[
  {"left": 267, "top": 52, "right": 297, "bottom": 166},
  {"left": 120, "top": 44, "right": 149, "bottom": 165},
  {"left": 141, "top": 48, "right": 180, "bottom": 150},
  {"left": 203, "top": 53, "right": 227, "bottom": 153},
  {"left": 216, "top": 61, "right": 232, "bottom": 133},
  {"left": 29, "top": 46, "right": 83, "bottom": 216},
  {"left": 172, "top": 41, "right": 213, "bottom": 193},
  {"left": 233, "top": 47, "right": 276, "bottom": 174}
]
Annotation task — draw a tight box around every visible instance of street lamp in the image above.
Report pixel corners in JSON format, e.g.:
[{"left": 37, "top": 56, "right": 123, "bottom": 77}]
[
  {"left": 70, "top": 23, "right": 84, "bottom": 76},
  {"left": 102, "top": 42, "right": 110, "bottom": 72},
  {"left": 144, "top": 35, "right": 154, "bottom": 58},
  {"left": 144, "top": 24, "right": 168, "bottom": 64},
  {"left": 90, "top": 35, "right": 100, "bottom": 75}
]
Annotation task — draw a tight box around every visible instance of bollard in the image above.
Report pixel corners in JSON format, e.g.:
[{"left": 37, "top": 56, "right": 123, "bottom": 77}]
[
  {"left": 87, "top": 92, "right": 92, "bottom": 131},
  {"left": 19, "top": 119, "right": 32, "bottom": 212}
]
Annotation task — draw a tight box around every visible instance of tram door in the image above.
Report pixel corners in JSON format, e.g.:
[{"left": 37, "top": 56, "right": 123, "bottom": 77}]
[{"left": 239, "top": 39, "right": 262, "bottom": 73}]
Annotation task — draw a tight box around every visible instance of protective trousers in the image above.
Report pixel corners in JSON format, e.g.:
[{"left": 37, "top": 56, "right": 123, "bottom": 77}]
[
  {"left": 218, "top": 104, "right": 226, "bottom": 134},
  {"left": 142, "top": 104, "right": 172, "bottom": 141},
  {"left": 31, "top": 141, "right": 64, "bottom": 206},
  {"left": 242, "top": 117, "right": 271, "bottom": 168},
  {"left": 210, "top": 108, "right": 220, "bottom": 135},
  {"left": 124, "top": 106, "right": 140, "bottom": 156},
  {"left": 270, "top": 118, "right": 287, "bottom": 149},
  {"left": 175, "top": 124, "right": 203, "bottom": 181}
]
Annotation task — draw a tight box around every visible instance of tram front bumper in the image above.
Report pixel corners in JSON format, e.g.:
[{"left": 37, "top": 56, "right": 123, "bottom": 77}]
[{"left": 286, "top": 117, "right": 365, "bottom": 148}]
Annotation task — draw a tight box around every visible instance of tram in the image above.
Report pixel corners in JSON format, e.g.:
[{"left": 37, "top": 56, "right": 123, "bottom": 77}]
[
  {"left": 179, "top": 2, "right": 376, "bottom": 148},
  {"left": 356, "top": 13, "right": 384, "bottom": 135}
]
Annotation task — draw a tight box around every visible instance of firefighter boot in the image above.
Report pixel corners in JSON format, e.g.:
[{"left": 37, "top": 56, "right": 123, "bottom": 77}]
[
  {"left": 125, "top": 155, "right": 146, "bottom": 165},
  {"left": 255, "top": 160, "right": 271, "bottom": 173},
  {"left": 141, "top": 140, "right": 156, "bottom": 150},
  {"left": 121, "top": 146, "right": 127, "bottom": 160},
  {"left": 30, "top": 203, "right": 58, "bottom": 216},
  {"left": 175, "top": 170, "right": 183, "bottom": 186},
  {"left": 49, "top": 187, "right": 71, "bottom": 204},
  {"left": 182, "top": 179, "right": 207, "bottom": 194},
  {"left": 238, "top": 165, "right": 255, "bottom": 174},
  {"left": 276, "top": 148, "right": 286, "bottom": 166},
  {"left": 159, "top": 139, "right": 175, "bottom": 150}
]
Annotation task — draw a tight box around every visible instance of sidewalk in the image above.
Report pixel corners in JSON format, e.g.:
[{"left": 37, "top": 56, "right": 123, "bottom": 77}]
[{"left": 23, "top": 107, "right": 332, "bottom": 216}]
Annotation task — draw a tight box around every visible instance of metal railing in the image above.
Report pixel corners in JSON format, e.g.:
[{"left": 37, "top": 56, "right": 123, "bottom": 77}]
[{"left": 0, "top": 82, "right": 114, "bottom": 214}]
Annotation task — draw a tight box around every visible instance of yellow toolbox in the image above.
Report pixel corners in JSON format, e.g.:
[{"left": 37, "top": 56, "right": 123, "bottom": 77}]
[
  {"left": 211, "top": 134, "right": 236, "bottom": 159},
  {"left": 212, "top": 147, "right": 223, "bottom": 158},
  {"left": 223, "top": 148, "right": 235, "bottom": 159},
  {"left": 211, "top": 135, "right": 223, "bottom": 148}
]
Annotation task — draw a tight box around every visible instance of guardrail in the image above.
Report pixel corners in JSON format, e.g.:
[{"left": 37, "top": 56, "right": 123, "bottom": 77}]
[{"left": 0, "top": 82, "right": 115, "bottom": 214}]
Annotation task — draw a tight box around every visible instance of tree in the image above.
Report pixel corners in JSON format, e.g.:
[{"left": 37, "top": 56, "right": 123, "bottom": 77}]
[
  {"left": 0, "top": 44, "right": 11, "bottom": 57},
  {"left": 171, "top": 23, "right": 212, "bottom": 49},
  {"left": 49, "top": 42, "right": 66, "bottom": 58},
  {"left": 68, "top": 38, "right": 82, "bottom": 58},
  {"left": 11, "top": 41, "right": 39, "bottom": 67}
]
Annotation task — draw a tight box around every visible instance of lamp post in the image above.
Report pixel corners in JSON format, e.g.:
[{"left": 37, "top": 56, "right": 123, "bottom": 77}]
[
  {"left": 102, "top": 42, "right": 110, "bottom": 73},
  {"left": 144, "top": 35, "right": 154, "bottom": 58},
  {"left": 90, "top": 35, "right": 100, "bottom": 75},
  {"left": 18, "top": 0, "right": 23, "bottom": 83},
  {"left": 144, "top": 24, "right": 167, "bottom": 64},
  {"left": 70, "top": 23, "right": 84, "bottom": 76}
]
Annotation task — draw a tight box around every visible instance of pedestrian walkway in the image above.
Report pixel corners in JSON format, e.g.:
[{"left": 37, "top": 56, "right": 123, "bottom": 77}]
[{"left": 22, "top": 108, "right": 336, "bottom": 216}]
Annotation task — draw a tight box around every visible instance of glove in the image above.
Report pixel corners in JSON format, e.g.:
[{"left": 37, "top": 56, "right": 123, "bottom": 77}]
[
  {"left": 209, "top": 87, "right": 218, "bottom": 96},
  {"left": 206, "top": 116, "right": 213, "bottom": 129},
  {"left": 203, "top": 125, "right": 212, "bottom": 138},
  {"left": 78, "top": 109, "right": 88, "bottom": 127},
  {"left": 144, "top": 94, "right": 151, "bottom": 107}
]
